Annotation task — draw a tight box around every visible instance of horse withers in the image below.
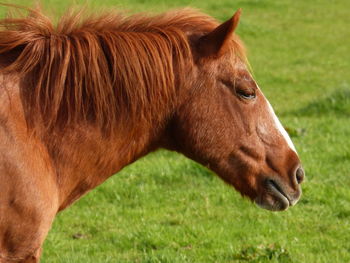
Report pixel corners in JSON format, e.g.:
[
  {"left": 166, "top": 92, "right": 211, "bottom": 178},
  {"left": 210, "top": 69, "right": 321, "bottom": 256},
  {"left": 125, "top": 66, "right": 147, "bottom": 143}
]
[{"left": 0, "top": 6, "right": 304, "bottom": 262}]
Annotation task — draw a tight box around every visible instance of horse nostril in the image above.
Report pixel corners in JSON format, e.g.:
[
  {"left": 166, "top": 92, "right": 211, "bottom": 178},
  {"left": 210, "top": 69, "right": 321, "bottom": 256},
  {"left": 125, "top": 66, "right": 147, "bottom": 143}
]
[{"left": 295, "top": 167, "right": 305, "bottom": 184}]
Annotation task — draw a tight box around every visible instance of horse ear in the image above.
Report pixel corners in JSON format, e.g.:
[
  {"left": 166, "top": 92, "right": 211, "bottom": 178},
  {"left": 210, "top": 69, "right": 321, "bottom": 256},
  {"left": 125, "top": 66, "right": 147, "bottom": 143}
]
[{"left": 198, "top": 9, "right": 242, "bottom": 58}]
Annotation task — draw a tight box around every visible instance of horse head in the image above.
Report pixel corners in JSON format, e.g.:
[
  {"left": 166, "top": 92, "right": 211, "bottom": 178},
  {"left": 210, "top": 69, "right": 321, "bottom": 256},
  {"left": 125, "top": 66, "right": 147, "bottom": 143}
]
[{"left": 166, "top": 10, "right": 304, "bottom": 211}]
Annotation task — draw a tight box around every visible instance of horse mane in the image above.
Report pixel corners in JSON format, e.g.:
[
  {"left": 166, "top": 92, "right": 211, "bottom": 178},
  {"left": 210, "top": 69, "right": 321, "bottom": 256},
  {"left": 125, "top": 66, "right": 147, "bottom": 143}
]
[{"left": 0, "top": 4, "right": 246, "bottom": 134}]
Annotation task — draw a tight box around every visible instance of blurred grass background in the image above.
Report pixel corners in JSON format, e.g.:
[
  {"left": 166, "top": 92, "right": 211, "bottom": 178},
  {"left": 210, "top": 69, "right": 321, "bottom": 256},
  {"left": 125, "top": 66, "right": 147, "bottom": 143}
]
[{"left": 2, "top": 0, "right": 350, "bottom": 262}]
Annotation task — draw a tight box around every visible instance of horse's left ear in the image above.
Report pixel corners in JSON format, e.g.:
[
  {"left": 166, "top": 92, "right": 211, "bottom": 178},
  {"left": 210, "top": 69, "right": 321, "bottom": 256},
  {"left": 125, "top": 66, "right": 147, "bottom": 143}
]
[{"left": 198, "top": 9, "right": 242, "bottom": 58}]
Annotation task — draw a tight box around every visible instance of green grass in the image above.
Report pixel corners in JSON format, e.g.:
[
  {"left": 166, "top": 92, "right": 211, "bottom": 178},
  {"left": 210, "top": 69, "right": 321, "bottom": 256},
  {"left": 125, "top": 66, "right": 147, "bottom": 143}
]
[{"left": 3, "top": 0, "right": 350, "bottom": 262}]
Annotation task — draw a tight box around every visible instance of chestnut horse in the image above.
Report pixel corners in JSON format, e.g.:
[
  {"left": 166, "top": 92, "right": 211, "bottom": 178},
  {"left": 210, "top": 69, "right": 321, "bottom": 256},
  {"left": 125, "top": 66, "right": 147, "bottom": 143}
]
[{"left": 0, "top": 5, "right": 304, "bottom": 262}]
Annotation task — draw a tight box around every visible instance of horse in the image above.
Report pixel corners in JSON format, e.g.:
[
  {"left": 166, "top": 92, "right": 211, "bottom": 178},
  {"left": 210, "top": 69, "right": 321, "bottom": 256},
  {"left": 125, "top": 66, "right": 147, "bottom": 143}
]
[{"left": 0, "top": 5, "right": 304, "bottom": 262}]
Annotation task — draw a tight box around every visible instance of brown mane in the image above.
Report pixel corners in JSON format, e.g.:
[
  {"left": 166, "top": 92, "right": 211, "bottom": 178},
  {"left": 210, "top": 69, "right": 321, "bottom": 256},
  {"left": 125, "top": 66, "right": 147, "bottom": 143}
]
[{"left": 0, "top": 5, "right": 245, "bottom": 134}]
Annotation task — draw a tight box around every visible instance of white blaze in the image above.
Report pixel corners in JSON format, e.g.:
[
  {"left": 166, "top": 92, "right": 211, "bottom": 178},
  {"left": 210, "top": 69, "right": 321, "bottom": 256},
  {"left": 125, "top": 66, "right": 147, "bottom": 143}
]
[{"left": 265, "top": 98, "right": 297, "bottom": 153}]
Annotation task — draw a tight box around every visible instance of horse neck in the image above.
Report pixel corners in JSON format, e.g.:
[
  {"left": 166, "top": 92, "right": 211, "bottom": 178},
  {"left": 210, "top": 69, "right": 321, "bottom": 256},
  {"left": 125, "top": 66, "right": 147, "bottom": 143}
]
[{"left": 50, "top": 65, "right": 194, "bottom": 211}]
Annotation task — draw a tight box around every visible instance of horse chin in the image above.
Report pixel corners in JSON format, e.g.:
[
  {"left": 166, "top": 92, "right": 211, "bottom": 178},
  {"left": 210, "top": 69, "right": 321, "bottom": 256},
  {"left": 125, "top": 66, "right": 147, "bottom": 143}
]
[
  {"left": 255, "top": 194, "right": 290, "bottom": 211},
  {"left": 254, "top": 184, "right": 291, "bottom": 211}
]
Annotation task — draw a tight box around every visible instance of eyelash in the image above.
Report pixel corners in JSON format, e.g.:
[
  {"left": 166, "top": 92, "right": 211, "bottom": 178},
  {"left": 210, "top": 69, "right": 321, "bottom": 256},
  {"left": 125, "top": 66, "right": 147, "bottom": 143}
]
[
  {"left": 220, "top": 79, "right": 256, "bottom": 100},
  {"left": 236, "top": 88, "right": 256, "bottom": 100}
]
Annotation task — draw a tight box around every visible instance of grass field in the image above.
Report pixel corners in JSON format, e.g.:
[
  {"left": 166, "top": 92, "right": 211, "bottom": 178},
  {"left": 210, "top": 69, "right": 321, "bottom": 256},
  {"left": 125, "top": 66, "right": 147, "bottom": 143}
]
[{"left": 3, "top": 0, "right": 350, "bottom": 262}]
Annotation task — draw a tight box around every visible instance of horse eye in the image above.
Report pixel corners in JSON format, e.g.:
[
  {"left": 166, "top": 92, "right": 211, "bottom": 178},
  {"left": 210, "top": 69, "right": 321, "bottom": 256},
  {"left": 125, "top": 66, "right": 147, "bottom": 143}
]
[
  {"left": 220, "top": 79, "right": 256, "bottom": 100},
  {"left": 236, "top": 89, "right": 256, "bottom": 100}
]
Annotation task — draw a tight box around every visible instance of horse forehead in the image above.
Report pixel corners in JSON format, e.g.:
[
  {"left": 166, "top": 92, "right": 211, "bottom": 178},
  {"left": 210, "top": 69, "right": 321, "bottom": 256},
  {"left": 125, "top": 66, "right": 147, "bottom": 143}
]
[{"left": 215, "top": 62, "right": 253, "bottom": 84}]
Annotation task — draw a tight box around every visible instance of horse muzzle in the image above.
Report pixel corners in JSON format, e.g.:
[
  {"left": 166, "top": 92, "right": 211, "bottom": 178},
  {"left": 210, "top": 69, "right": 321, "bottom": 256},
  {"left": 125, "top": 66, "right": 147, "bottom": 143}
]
[{"left": 255, "top": 168, "right": 304, "bottom": 211}]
